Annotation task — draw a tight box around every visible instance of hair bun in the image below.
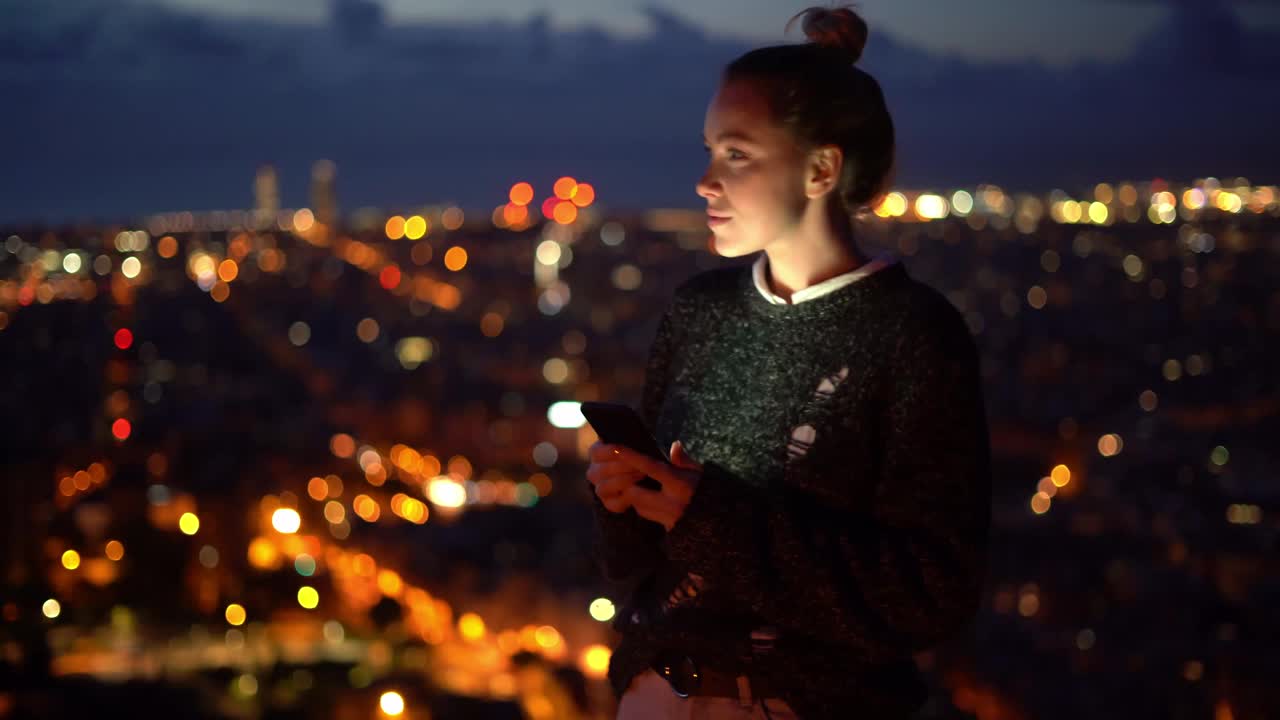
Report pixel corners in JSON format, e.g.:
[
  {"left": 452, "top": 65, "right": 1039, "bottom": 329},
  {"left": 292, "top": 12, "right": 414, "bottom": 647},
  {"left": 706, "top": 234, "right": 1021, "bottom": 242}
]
[{"left": 788, "top": 5, "right": 869, "bottom": 64}]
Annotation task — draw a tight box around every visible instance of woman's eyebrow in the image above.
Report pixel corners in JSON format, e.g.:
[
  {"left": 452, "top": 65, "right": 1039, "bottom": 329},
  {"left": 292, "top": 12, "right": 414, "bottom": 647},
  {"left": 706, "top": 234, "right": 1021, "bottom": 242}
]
[{"left": 701, "top": 131, "right": 757, "bottom": 145}]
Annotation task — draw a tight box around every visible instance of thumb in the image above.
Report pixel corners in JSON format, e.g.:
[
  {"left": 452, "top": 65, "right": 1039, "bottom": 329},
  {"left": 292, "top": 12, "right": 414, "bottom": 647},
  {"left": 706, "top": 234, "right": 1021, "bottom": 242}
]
[{"left": 669, "top": 440, "right": 702, "bottom": 469}]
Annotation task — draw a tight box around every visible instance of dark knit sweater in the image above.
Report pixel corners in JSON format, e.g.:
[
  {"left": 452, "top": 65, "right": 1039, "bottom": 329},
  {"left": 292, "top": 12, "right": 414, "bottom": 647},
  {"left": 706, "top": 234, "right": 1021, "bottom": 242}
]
[{"left": 590, "top": 256, "right": 992, "bottom": 719}]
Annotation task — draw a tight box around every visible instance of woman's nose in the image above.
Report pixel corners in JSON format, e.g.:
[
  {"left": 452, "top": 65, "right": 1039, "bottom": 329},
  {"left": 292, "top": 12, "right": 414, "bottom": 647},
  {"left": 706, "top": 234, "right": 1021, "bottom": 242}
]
[{"left": 695, "top": 169, "right": 719, "bottom": 199}]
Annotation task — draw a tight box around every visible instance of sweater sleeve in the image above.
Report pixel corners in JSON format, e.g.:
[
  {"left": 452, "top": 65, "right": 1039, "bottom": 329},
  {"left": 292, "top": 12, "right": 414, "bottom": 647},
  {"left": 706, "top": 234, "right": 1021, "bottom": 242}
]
[
  {"left": 589, "top": 297, "right": 680, "bottom": 583},
  {"left": 661, "top": 301, "right": 992, "bottom": 663}
]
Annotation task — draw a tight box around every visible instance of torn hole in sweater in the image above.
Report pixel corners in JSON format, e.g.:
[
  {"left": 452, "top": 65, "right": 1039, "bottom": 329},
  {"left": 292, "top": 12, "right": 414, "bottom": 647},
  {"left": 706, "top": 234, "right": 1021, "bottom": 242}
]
[
  {"left": 812, "top": 365, "right": 850, "bottom": 400},
  {"left": 786, "top": 423, "right": 817, "bottom": 461},
  {"left": 664, "top": 571, "right": 707, "bottom": 609},
  {"left": 787, "top": 365, "right": 849, "bottom": 462}
]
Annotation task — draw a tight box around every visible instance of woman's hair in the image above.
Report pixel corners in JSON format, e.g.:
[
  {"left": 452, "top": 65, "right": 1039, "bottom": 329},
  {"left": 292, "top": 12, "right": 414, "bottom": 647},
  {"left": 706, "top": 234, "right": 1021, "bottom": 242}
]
[{"left": 723, "top": 4, "right": 895, "bottom": 218}]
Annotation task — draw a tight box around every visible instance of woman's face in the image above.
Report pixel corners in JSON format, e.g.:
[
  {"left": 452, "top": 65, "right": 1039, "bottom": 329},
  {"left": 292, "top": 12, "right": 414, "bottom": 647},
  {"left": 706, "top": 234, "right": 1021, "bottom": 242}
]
[{"left": 697, "top": 79, "right": 810, "bottom": 258}]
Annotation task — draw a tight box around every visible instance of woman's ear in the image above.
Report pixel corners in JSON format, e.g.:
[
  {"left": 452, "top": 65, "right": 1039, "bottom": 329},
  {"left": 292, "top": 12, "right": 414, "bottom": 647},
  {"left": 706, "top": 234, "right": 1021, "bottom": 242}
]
[{"left": 805, "top": 144, "right": 843, "bottom": 200}]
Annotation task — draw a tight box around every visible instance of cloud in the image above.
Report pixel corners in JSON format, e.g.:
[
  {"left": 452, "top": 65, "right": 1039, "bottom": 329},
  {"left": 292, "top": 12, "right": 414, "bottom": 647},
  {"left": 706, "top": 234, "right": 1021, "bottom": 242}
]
[
  {"left": 1, "top": 0, "right": 1277, "bottom": 223},
  {"left": 0, "top": 0, "right": 243, "bottom": 65}
]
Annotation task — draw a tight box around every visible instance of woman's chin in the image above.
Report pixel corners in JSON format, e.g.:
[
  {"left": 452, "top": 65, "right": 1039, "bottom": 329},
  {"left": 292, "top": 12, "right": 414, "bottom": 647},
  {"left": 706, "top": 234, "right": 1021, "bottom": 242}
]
[{"left": 710, "top": 234, "right": 753, "bottom": 258}]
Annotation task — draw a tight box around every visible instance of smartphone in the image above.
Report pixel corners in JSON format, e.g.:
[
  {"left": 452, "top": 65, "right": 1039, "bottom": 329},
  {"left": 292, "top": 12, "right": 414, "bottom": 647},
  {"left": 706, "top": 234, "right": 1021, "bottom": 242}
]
[{"left": 579, "top": 401, "right": 667, "bottom": 490}]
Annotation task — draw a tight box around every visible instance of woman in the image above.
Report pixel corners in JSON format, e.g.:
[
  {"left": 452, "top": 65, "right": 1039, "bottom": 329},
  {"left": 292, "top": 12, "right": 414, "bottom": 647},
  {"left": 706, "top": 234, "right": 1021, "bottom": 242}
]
[{"left": 586, "top": 5, "right": 992, "bottom": 719}]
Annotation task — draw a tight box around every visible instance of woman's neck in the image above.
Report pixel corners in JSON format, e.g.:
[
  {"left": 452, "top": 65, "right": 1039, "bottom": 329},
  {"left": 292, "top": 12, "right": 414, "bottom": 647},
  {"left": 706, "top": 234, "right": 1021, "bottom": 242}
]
[{"left": 762, "top": 209, "right": 869, "bottom": 303}]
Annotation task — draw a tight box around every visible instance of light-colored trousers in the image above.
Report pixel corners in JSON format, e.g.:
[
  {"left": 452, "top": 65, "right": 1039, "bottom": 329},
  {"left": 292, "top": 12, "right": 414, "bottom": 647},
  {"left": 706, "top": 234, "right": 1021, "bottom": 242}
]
[{"left": 616, "top": 668, "right": 801, "bottom": 720}]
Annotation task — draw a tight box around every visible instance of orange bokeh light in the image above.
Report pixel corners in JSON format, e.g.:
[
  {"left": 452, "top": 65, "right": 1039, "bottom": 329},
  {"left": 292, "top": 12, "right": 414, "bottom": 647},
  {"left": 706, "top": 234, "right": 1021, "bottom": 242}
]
[
  {"left": 307, "top": 477, "right": 328, "bottom": 501},
  {"left": 443, "top": 247, "right": 468, "bottom": 271},
  {"left": 111, "top": 418, "right": 131, "bottom": 441},
  {"left": 509, "top": 182, "right": 534, "bottom": 206},
  {"left": 571, "top": 182, "right": 595, "bottom": 207},
  {"left": 157, "top": 235, "right": 178, "bottom": 258},
  {"left": 330, "top": 434, "right": 355, "bottom": 458},
  {"left": 441, "top": 207, "right": 464, "bottom": 230},
  {"left": 218, "top": 259, "right": 239, "bottom": 283},
  {"left": 553, "top": 176, "right": 578, "bottom": 200},
  {"left": 377, "top": 569, "right": 404, "bottom": 596},
  {"left": 503, "top": 203, "right": 528, "bottom": 226},
  {"left": 385, "top": 216, "right": 406, "bottom": 240},
  {"left": 553, "top": 201, "right": 578, "bottom": 225}
]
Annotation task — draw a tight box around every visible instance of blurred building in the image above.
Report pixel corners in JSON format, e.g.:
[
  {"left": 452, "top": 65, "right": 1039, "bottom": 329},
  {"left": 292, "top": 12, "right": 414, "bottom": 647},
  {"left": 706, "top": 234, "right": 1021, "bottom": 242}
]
[
  {"left": 254, "top": 165, "right": 279, "bottom": 230},
  {"left": 311, "top": 159, "right": 339, "bottom": 238}
]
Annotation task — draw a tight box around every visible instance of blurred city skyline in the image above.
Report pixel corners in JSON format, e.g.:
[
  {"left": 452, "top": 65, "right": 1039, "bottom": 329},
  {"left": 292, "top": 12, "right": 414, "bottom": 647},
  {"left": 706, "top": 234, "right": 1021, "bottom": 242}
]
[
  {"left": 4, "top": 0, "right": 1280, "bottom": 224},
  {"left": 3, "top": 175, "right": 1277, "bottom": 718},
  {"left": 4, "top": 3, "right": 1279, "bottom": 718}
]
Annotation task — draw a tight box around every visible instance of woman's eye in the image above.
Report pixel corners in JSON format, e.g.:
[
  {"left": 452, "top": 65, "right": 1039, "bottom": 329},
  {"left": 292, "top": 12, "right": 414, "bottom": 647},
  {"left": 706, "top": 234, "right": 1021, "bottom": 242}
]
[{"left": 702, "top": 146, "right": 746, "bottom": 161}]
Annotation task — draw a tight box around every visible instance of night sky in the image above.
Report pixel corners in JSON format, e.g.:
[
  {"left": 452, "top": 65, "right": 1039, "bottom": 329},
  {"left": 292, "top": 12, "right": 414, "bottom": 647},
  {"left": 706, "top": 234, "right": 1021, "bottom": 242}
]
[
  {"left": 158, "top": 0, "right": 1280, "bottom": 67},
  {"left": 4, "top": 0, "right": 1279, "bottom": 223}
]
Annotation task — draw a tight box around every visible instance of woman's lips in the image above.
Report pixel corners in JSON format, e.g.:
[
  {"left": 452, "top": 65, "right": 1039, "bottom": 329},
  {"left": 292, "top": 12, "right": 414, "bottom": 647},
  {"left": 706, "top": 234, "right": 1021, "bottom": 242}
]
[{"left": 707, "top": 215, "right": 731, "bottom": 227}]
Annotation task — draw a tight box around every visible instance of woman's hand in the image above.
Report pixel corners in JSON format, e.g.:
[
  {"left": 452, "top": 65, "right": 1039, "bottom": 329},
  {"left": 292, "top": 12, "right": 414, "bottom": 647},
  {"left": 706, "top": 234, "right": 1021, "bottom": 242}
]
[
  {"left": 586, "top": 440, "right": 647, "bottom": 513},
  {"left": 590, "top": 440, "right": 702, "bottom": 531}
]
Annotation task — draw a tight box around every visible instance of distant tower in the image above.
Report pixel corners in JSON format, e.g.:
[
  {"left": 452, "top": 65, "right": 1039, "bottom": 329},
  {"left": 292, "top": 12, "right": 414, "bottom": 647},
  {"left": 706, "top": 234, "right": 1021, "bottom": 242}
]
[
  {"left": 254, "top": 165, "right": 279, "bottom": 230},
  {"left": 311, "top": 159, "right": 339, "bottom": 231}
]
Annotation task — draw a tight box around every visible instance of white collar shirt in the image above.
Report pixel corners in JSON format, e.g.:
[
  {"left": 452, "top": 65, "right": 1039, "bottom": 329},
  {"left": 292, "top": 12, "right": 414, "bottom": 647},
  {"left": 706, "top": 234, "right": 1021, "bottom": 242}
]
[{"left": 751, "top": 250, "right": 900, "bottom": 305}]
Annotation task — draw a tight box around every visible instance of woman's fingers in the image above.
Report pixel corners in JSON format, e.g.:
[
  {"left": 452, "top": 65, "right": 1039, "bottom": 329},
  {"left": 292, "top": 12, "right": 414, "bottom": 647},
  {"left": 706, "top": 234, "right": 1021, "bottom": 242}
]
[
  {"left": 600, "top": 492, "right": 631, "bottom": 514},
  {"left": 587, "top": 459, "right": 643, "bottom": 491},
  {"left": 588, "top": 443, "right": 676, "bottom": 515},
  {"left": 588, "top": 441, "right": 626, "bottom": 463},
  {"left": 587, "top": 456, "right": 643, "bottom": 514},
  {"left": 626, "top": 485, "right": 680, "bottom": 530},
  {"left": 612, "top": 445, "right": 699, "bottom": 515},
  {"left": 597, "top": 472, "right": 642, "bottom": 499},
  {"left": 610, "top": 445, "right": 685, "bottom": 492}
]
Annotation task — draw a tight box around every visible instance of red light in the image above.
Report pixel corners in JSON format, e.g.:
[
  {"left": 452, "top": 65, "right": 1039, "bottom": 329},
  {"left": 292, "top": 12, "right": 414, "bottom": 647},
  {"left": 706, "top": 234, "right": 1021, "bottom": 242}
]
[
  {"left": 540, "top": 196, "right": 559, "bottom": 219},
  {"left": 379, "top": 265, "right": 401, "bottom": 290},
  {"left": 114, "top": 328, "right": 133, "bottom": 350},
  {"left": 112, "top": 418, "right": 131, "bottom": 441}
]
